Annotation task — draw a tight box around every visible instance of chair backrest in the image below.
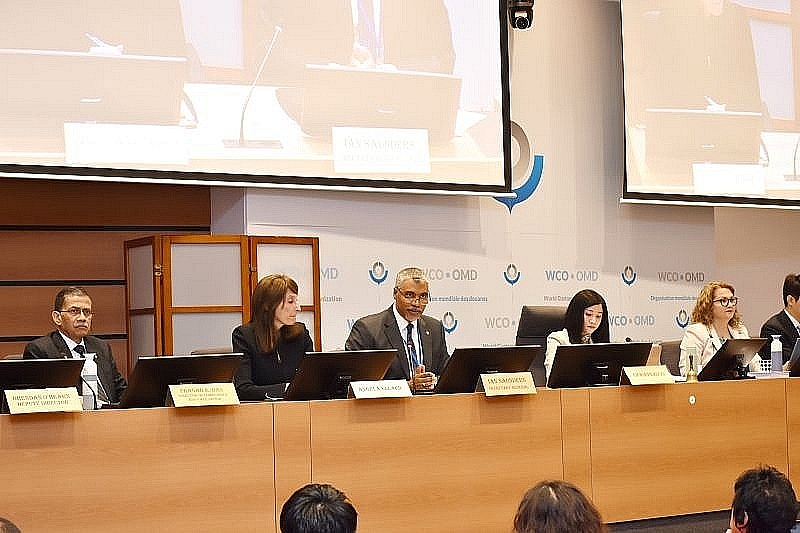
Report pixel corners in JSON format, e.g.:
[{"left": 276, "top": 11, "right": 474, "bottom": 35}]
[
  {"left": 515, "top": 305, "right": 567, "bottom": 386},
  {"left": 659, "top": 340, "right": 681, "bottom": 376}
]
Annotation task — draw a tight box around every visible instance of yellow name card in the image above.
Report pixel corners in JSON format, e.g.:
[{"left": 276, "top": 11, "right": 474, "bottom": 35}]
[
  {"left": 620, "top": 365, "right": 676, "bottom": 386},
  {"left": 349, "top": 380, "right": 412, "bottom": 399},
  {"left": 5, "top": 388, "right": 83, "bottom": 414},
  {"left": 478, "top": 372, "right": 536, "bottom": 397},
  {"left": 168, "top": 383, "right": 240, "bottom": 407}
]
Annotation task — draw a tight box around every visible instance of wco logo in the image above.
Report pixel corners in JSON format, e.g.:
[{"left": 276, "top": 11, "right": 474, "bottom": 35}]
[
  {"left": 503, "top": 263, "right": 521, "bottom": 285},
  {"left": 621, "top": 265, "right": 637, "bottom": 286},
  {"left": 675, "top": 309, "right": 689, "bottom": 329},
  {"left": 442, "top": 312, "right": 458, "bottom": 334},
  {"left": 493, "top": 121, "right": 544, "bottom": 213},
  {"left": 369, "top": 261, "right": 389, "bottom": 285}
]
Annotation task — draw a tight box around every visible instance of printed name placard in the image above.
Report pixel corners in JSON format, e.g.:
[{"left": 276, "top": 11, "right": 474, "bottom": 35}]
[
  {"left": 332, "top": 127, "right": 431, "bottom": 174},
  {"left": 620, "top": 365, "right": 675, "bottom": 386},
  {"left": 478, "top": 372, "right": 536, "bottom": 397},
  {"left": 168, "top": 383, "right": 240, "bottom": 407},
  {"left": 5, "top": 388, "right": 83, "bottom": 414},
  {"left": 349, "top": 380, "right": 412, "bottom": 399}
]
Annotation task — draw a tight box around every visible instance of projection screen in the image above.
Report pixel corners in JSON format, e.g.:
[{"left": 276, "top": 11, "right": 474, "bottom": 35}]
[{"left": 0, "top": 0, "right": 511, "bottom": 195}]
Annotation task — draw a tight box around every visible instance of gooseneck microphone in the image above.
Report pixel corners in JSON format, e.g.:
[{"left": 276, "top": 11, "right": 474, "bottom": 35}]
[{"left": 235, "top": 25, "right": 282, "bottom": 147}]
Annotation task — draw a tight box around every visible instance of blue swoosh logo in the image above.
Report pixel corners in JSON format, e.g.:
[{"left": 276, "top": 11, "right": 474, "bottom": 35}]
[{"left": 495, "top": 154, "right": 544, "bottom": 213}]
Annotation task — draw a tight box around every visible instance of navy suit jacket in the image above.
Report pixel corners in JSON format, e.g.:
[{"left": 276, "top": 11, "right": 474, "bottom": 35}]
[
  {"left": 760, "top": 311, "right": 800, "bottom": 363},
  {"left": 345, "top": 306, "right": 449, "bottom": 380},
  {"left": 22, "top": 331, "right": 127, "bottom": 404}
]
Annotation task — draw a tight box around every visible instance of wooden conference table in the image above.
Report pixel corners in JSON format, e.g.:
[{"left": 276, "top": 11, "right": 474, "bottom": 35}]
[{"left": 0, "top": 378, "right": 796, "bottom": 532}]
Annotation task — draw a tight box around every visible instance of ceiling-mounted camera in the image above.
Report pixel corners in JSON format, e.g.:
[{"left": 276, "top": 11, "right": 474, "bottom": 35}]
[{"left": 508, "top": 0, "right": 534, "bottom": 30}]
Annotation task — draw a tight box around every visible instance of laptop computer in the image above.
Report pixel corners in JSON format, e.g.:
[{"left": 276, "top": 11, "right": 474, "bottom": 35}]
[
  {"left": 0, "top": 48, "right": 187, "bottom": 145},
  {"left": 294, "top": 64, "right": 462, "bottom": 143}
]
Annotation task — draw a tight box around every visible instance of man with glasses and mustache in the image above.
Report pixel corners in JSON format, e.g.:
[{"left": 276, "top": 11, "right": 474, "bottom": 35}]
[
  {"left": 23, "top": 286, "right": 127, "bottom": 407},
  {"left": 345, "top": 267, "right": 449, "bottom": 393}
]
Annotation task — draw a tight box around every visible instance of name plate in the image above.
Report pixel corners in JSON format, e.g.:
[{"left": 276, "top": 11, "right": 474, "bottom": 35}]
[
  {"left": 168, "top": 383, "right": 240, "bottom": 407},
  {"left": 64, "top": 123, "right": 188, "bottom": 166},
  {"left": 620, "top": 365, "right": 675, "bottom": 386},
  {"left": 5, "top": 388, "right": 83, "bottom": 414},
  {"left": 349, "top": 380, "right": 412, "bottom": 399},
  {"left": 478, "top": 372, "right": 536, "bottom": 397},
  {"left": 332, "top": 127, "right": 431, "bottom": 174}
]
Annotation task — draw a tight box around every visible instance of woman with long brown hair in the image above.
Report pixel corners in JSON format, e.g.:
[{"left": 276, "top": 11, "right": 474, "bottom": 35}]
[{"left": 232, "top": 274, "right": 314, "bottom": 400}]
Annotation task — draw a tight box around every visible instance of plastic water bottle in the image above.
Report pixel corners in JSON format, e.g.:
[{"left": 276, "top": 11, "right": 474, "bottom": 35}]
[
  {"left": 771, "top": 335, "right": 783, "bottom": 373},
  {"left": 81, "top": 355, "right": 99, "bottom": 410}
]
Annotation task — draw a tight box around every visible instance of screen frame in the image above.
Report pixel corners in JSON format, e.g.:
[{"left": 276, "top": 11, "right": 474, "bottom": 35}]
[{"left": 0, "top": 1, "right": 513, "bottom": 197}]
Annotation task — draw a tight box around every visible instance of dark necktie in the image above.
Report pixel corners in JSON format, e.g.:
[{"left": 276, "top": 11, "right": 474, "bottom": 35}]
[
  {"left": 74, "top": 344, "right": 86, "bottom": 358},
  {"left": 406, "top": 323, "right": 419, "bottom": 374}
]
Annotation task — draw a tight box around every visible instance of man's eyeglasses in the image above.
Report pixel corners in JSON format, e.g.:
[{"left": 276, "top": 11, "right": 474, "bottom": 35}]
[
  {"left": 57, "top": 307, "right": 94, "bottom": 318},
  {"left": 713, "top": 297, "right": 738, "bottom": 307},
  {"left": 396, "top": 290, "right": 430, "bottom": 304}
]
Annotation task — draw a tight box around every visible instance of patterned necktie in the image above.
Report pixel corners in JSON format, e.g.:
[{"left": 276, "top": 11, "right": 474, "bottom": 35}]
[
  {"left": 74, "top": 344, "right": 86, "bottom": 358},
  {"left": 406, "top": 323, "right": 419, "bottom": 374}
]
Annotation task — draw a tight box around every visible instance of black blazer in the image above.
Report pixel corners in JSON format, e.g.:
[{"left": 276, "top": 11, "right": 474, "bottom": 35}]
[
  {"left": 22, "top": 331, "right": 127, "bottom": 404},
  {"left": 232, "top": 322, "right": 314, "bottom": 401},
  {"left": 760, "top": 311, "right": 800, "bottom": 363},
  {"left": 344, "top": 306, "right": 449, "bottom": 381}
]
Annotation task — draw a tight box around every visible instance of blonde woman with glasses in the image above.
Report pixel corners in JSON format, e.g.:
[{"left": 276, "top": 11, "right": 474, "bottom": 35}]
[{"left": 679, "top": 281, "right": 761, "bottom": 376}]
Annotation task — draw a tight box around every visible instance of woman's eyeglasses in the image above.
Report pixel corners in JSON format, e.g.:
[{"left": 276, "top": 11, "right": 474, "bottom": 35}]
[{"left": 713, "top": 297, "right": 738, "bottom": 307}]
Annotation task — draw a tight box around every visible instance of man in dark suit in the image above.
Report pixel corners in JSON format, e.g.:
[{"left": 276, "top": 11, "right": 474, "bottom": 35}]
[
  {"left": 345, "top": 266, "right": 449, "bottom": 393},
  {"left": 23, "top": 286, "right": 127, "bottom": 406},
  {"left": 760, "top": 274, "right": 800, "bottom": 365}
]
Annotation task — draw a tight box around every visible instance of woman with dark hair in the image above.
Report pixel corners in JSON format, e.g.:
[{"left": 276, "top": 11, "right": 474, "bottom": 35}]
[
  {"left": 679, "top": 280, "right": 760, "bottom": 376},
  {"left": 543, "top": 289, "right": 610, "bottom": 381},
  {"left": 232, "top": 274, "right": 314, "bottom": 400},
  {"left": 513, "top": 479, "right": 607, "bottom": 533}
]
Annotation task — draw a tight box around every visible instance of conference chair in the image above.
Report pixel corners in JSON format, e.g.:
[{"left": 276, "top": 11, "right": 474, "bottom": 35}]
[
  {"left": 658, "top": 340, "right": 681, "bottom": 376},
  {"left": 515, "top": 305, "right": 567, "bottom": 387}
]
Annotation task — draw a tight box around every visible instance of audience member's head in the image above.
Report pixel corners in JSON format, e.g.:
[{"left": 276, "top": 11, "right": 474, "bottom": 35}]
[
  {"left": 730, "top": 465, "right": 798, "bottom": 533},
  {"left": 514, "top": 479, "right": 607, "bottom": 533},
  {"left": 564, "top": 289, "right": 610, "bottom": 344},
  {"left": 0, "top": 517, "right": 22, "bottom": 533},
  {"left": 280, "top": 483, "right": 357, "bottom": 533}
]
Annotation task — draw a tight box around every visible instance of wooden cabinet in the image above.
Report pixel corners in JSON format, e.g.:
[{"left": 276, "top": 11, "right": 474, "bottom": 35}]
[{"left": 124, "top": 234, "right": 320, "bottom": 367}]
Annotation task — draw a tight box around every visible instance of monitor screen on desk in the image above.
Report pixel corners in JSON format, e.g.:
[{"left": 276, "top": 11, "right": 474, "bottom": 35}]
[
  {"left": 0, "top": 1, "right": 510, "bottom": 196},
  {"left": 433, "top": 345, "right": 542, "bottom": 395},
  {"left": 118, "top": 353, "right": 243, "bottom": 408},
  {"left": 698, "top": 338, "right": 767, "bottom": 381},
  {"left": 284, "top": 350, "right": 397, "bottom": 401},
  {"left": 0, "top": 358, "right": 85, "bottom": 412},
  {"left": 547, "top": 342, "right": 652, "bottom": 389}
]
